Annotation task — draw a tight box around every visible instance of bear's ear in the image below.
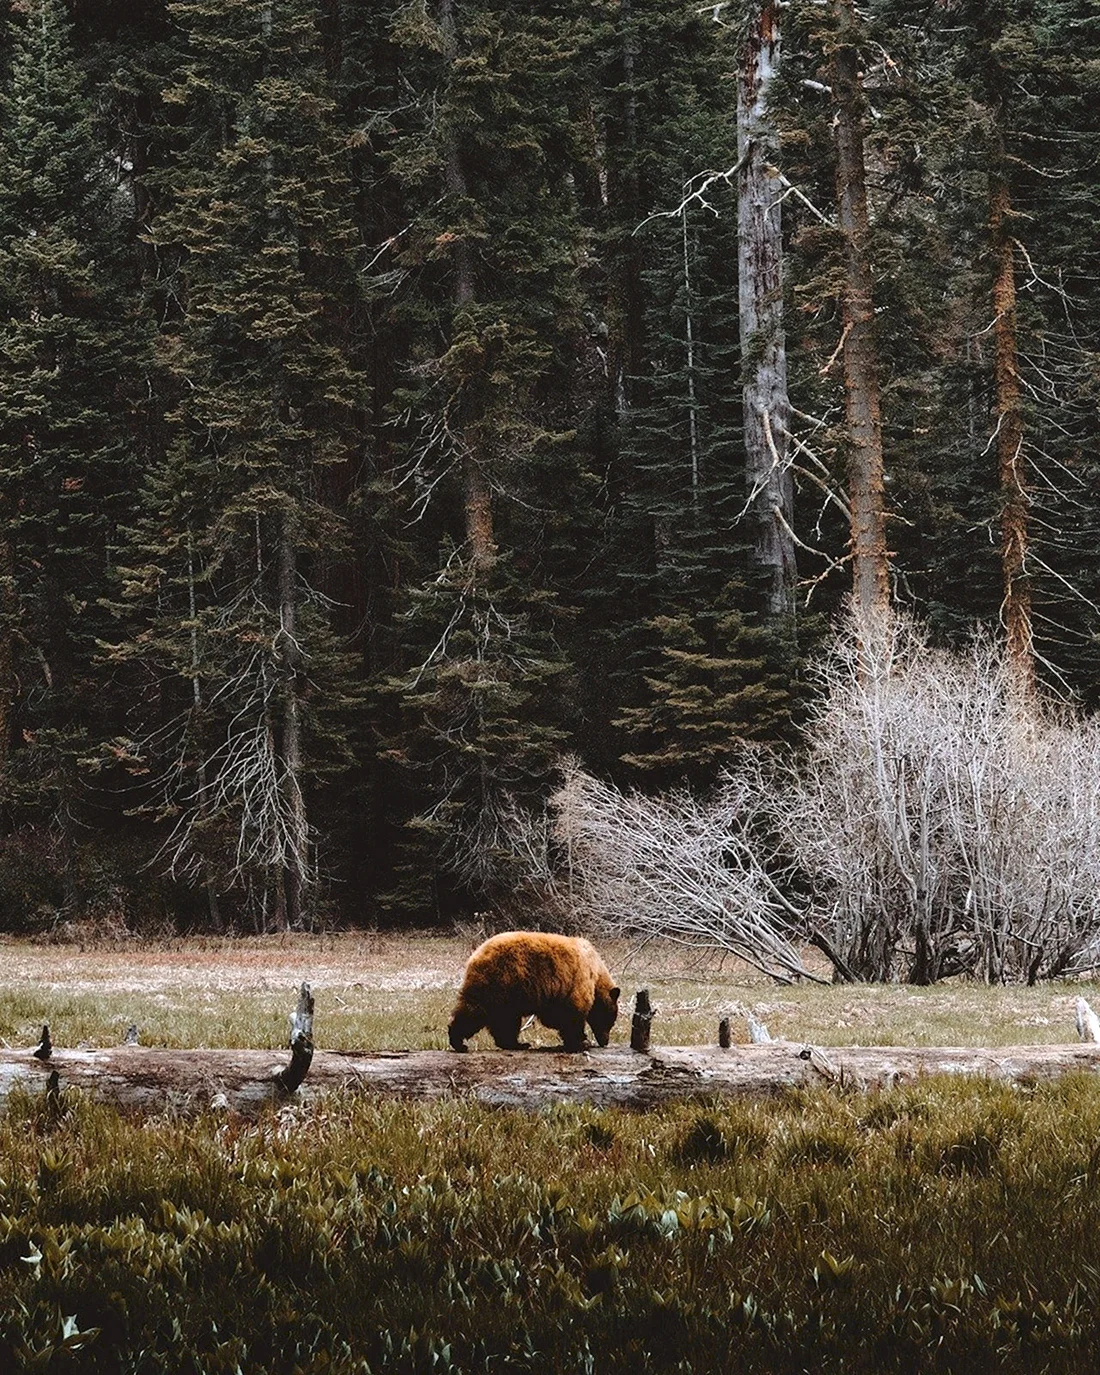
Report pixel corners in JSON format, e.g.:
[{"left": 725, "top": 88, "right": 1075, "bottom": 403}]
[{"left": 610, "top": 986, "right": 621, "bottom": 1001}]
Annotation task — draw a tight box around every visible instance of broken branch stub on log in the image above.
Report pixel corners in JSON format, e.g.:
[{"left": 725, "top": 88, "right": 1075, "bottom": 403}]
[
  {"left": 1076, "top": 997, "right": 1100, "bottom": 1043},
  {"left": 273, "top": 983, "right": 315, "bottom": 1094},
  {"left": 630, "top": 990, "right": 653, "bottom": 1052}
]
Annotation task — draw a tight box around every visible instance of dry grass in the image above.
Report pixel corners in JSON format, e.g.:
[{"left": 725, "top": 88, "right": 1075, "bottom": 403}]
[{"left": 0, "top": 930, "right": 1096, "bottom": 1054}]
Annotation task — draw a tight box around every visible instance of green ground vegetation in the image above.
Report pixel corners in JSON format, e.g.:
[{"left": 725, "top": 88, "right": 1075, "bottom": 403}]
[
  {"left": 2, "top": 937, "right": 1100, "bottom": 1370},
  {"left": 3, "top": 1080, "right": 1100, "bottom": 1372}
]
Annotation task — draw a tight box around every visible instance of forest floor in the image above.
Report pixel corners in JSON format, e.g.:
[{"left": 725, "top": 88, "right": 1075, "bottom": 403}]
[{"left": 0, "top": 929, "right": 1096, "bottom": 1055}]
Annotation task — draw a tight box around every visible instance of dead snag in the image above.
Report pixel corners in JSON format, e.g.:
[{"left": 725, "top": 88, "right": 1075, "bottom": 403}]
[
  {"left": 630, "top": 990, "right": 653, "bottom": 1053},
  {"left": 273, "top": 983, "right": 315, "bottom": 1094}
]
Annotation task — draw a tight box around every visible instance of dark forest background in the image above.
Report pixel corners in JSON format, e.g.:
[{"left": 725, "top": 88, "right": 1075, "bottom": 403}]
[{"left": 1, "top": 0, "right": 1098, "bottom": 934}]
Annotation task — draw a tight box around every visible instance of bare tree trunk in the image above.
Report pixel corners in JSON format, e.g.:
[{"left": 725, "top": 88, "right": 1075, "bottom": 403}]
[
  {"left": 737, "top": 1, "right": 797, "bottom": 622},
  {"left": 682, "top": 207, "right": 700, "bottom": 503},
  {"left": 0, "top": 508, "right": 14, "bottom": 780},
  {"left": 831, "top": 0, "right": 889, "bottom": 627},
  {"left": 439, "top": 0, "right": 496, "bottom": 578},
  {"left": 278, "top": 508, "right": 308, "bottom": 930},
  {"left": 990, "top": 160, "right": 1033, "bottom": 699},
  {"left": 186, "top": 530, "right": 223, "bottom": 932}
]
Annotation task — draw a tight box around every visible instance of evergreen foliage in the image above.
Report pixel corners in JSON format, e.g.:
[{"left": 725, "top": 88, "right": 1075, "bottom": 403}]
[
  {"left": 1, "top": 0, "right": 1100, "bottom": 933},
  {"left": 0, "top": 0, "right": 142, "bottom": 873},
  {"left": 102, "top": 0, "right": 366, "bottom": 929}
]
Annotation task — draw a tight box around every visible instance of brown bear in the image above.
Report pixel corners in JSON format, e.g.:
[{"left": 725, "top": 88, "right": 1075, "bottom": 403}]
[{"left": 448, "top": 931, "right": 620, "bottom": 1053}]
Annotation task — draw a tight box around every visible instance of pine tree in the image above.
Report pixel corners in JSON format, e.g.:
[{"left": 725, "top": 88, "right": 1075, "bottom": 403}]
[
  {"left": 830, "top": 0, "right": 890, "bottom": 627},
  {"left": 369, "top": 0, "right": 590, "bottom": 919},
  {"left": 105, "top": 0, "right": 365, "bottom": 929},
  {"left": 0, "top": 0, "right": 141, "bottom": 863}
]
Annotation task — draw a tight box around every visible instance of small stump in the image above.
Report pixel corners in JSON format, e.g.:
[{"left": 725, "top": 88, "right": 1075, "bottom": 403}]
[{"left": 630, "top": 990, "right": 653, "bottom": 1053}]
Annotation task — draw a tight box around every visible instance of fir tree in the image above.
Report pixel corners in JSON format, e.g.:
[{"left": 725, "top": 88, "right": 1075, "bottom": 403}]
[
  {"left": 369, "top": 0, "right": 591, "bottom": 919},
  {"left": 0, "top": 0, "right": 141, "bottom": 861},
  {"left": 105, "top": 0, "right": 365, "bottom": 929}
]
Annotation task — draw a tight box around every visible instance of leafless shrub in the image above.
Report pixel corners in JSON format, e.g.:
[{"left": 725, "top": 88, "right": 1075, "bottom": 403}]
[
  {"left": 547, "top": 760, "right": 813, "bottom": 983},
  {"left": 447, "top": 761, "right": 811, "bottom": 979},
  {"left": 768, "top": 613, "right": 1100, "bottom": 982},
  {"left": 465, "top": 614, "right": 1100, "bottom": 984}
]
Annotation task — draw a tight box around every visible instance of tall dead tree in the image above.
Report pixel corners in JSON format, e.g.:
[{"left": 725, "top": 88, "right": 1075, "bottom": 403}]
[
  {"left": 989, "top": 149, "right": 1033, "bottom": 699},
  {"left": 830, "top": 0, "right": 889, "bottom": 628},
  {"left": 737, "top": 1, "right": 797, "bottom": 622},
  {"left": 439, "top": 0, "right": 497, "bottom": 579},
  {"left": 0, "top": 506, "right": 13, "bottom": 780}
]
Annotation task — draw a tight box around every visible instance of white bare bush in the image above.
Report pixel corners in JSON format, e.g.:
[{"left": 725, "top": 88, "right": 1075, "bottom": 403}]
[
  {"left": 767, "top": 614, "right": 1100, "bottom": 982},
  {"left": 547, "top": 760, "right": 813, "bottom": 983},
  {"left": 468, "top": 614, "right": 1100, "bottom": 984}
]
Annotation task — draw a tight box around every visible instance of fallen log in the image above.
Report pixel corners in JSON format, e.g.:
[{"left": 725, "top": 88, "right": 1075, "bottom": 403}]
[{"left": 3, "top": 1041, "right": 1100, "bottom": 1114}]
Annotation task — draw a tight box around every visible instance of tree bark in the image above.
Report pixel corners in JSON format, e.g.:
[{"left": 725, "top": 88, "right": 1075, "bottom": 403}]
[
  {"left": 4, "top": 1042, "right": 1100, "bottom": 1115},
  {"left": 277, "top": 506, "right": 309, "bottom": 929},
  {"left": 831, "top": 0, "right": 889, "bottom": 627},
  {"left": 990, "top": 159, "right": 1033, "bottom": 698},
  {"left": 738, "top": 1, "right": 797, "bottom": 622},
  {"left": 439, "top": 0, "right": 496, "bottom": 578},
  {"left": 0, "top": 505, "right": 15, "bottom": 779}
]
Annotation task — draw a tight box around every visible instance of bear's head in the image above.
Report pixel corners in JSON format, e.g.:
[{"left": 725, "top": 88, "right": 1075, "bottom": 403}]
[{"left": 588, "top": 982, "right": 620, "bottom": 1046}]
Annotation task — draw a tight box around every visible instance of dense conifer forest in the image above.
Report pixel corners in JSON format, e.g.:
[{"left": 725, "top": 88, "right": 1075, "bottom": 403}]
[{"left": 1, "top": 0, "right": 1098, "bottom": 934}]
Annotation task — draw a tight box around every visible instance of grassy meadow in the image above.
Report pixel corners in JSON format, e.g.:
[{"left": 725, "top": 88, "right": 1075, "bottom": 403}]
[
  {"left": 3, "top": 932, "right": 1100, "bottom": 1372},
  {"left": 0, "top": 929, "right": 1093, "bottom": 1052}
]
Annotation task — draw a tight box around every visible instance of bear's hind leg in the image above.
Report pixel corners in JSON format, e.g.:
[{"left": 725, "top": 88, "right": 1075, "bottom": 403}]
[{"left": 487, "top": 1013, "right": 529, "bottom": 1050}]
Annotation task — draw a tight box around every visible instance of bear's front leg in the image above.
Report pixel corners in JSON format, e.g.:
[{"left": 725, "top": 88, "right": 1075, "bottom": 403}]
[
  {"left": 448, "top": 1007, "right": 483, "bottom": 1052},
  {"left": 559, "top": 1012, "right": 588, "bottom": 1053}
]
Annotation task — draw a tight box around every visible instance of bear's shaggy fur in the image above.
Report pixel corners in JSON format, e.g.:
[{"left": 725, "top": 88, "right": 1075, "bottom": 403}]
[{"left": 448, "top": 931, "right": 620, "bottom": 1053}]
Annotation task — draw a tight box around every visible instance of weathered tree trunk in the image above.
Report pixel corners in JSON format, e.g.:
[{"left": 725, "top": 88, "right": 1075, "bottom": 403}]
[
  {"left": 0, "top": 508, "right": 14, "bottom": 779},
  {"left": 990, "top": 157, "right": 1033, "bottom": 699},
  {"left": 737, "top": 1, "right": 797, "bottom": 621},
  {"left": 5, "top": 1042, "right": 1100, "bottom": 1115},
  {"left": 682, "top": 208, "right": 700, "bottom": 501},
  {"left": 830, "top": 0, "right": 889, "bottom": 627},
  {"left": 277, "top": 507, "right": 309, "bottom": 929},
  {"left": 439, "top": 0, "right": 497, "bottom": 579}
]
